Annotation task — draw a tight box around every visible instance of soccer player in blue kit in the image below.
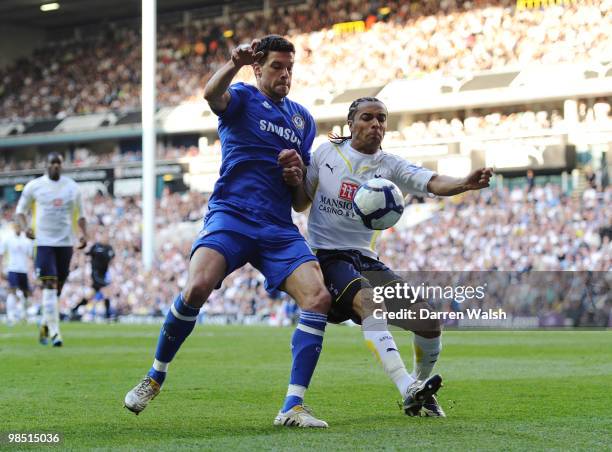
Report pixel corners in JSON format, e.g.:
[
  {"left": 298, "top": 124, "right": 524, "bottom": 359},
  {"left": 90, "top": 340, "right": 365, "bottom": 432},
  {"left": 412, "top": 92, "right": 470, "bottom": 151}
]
[{"left": 125, "top": 36, "right": 332, "bottom": 428}]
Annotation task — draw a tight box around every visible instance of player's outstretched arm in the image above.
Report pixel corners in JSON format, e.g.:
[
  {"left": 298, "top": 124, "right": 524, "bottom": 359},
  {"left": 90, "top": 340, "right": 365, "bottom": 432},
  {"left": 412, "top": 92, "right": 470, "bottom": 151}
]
[
  {"left": 203, "top": 40, "right": 263, "bottom": 113},
  {"left": 427, "top": 167, "right": 494, "bottom": 196},
  {"left": 278, "top": 149, "right": 311, "bottom": 212}
]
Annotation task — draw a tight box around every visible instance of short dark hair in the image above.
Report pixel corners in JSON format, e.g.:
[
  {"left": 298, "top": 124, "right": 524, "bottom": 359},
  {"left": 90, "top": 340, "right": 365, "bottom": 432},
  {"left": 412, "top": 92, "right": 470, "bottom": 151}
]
[
  {"left": 47, "top": 151, "right": 63, "bottom": 163},
  {"left": 329, "top": 97, "right": 384, "bottom": 145},
  {"left": 255, "top": 35, "right": 295, "bottom": 63}
]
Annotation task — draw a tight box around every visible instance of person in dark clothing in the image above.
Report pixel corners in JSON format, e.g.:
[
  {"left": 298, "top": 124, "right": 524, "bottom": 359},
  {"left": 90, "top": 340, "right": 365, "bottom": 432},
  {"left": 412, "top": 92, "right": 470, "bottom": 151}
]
[{"left": 71, "top": 232, "right": 115, "bottom": 320}]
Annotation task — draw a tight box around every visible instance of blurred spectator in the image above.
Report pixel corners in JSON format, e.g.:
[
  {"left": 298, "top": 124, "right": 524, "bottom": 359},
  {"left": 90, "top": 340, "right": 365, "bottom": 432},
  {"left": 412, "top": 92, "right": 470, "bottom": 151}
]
[
  {"left": 526, "top": 169, "right": 535, "bottom": 193},
  {"left": 584, "top": 166, "right": 597, "bottom": 189}
]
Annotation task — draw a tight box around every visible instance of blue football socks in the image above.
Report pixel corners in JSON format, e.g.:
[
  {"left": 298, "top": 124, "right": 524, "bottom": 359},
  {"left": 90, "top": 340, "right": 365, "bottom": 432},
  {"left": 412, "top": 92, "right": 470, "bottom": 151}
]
[
  {"left": 147, "top": 294, "right": 199, "bottom": 386},
  {"left": 281, "top": 310, "right": 327, "bottom": 412}
]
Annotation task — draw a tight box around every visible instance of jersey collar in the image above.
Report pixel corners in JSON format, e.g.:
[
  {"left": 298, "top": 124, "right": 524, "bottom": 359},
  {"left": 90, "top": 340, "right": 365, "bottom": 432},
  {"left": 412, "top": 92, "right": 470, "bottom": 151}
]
[
  {"left": 347, "top": 141, "right": 381, "bottom": 159},
  {"left": 256, "top": 87, "right": 286, "bottom": 107},
  {"left": 44, "top": 174, "right": 63, "bottom": 182}
]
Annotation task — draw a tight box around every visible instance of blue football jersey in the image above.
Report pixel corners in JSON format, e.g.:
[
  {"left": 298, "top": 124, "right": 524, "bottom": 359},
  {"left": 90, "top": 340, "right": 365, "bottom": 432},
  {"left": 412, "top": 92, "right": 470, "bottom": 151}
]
[{"left": 207, "top": 82, "right": 316, "bottom": 226}]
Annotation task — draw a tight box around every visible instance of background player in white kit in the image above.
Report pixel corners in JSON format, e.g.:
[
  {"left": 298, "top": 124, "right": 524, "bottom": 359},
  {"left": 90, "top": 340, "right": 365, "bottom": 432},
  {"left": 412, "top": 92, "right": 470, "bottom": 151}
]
[
  {"left": 1, "top": 222, "right": 33, "bottom": 325},
  {"left": 280, "top": 97, "right": 493, "bottom": 416},
  {"left": 16, "top": 152, "right": 88, "bottom": 346}
]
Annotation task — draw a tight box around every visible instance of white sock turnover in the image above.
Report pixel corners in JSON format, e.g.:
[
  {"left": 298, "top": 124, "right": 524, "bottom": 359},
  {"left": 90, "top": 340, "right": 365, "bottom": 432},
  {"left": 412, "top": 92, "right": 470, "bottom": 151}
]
[
  {"left": 42, "top": 288, "right": 60, "bottom": 339},
  {"left": 412, "top": 334, "right": 441, "bottom": 380}
]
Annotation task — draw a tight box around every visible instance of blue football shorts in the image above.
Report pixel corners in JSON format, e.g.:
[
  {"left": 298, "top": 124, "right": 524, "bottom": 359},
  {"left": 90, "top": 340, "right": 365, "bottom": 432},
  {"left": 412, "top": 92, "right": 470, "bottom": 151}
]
[
  {"left": 35, "top": 246, "right": 73, "bottom": 282},
  {"left": 8, "top": 271, "right": 30, "bottom": 294},
  {"left": 315, "top": 249, "right": 401, "bottom": 324},
  {"left": 191, "top": 211, "right": 316, "bottom": 293},
  {"left": 316, "top": 249, "right": 437, "bottom": 332}
]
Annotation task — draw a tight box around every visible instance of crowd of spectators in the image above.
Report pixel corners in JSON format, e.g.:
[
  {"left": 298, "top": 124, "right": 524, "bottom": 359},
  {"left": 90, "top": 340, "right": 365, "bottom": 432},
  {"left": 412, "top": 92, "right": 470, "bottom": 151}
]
[
  {"left": 0, "top": 145, "right": 199, "bottom": 172},
  {"left": 403, "top": 99, "right": 611, "bottom": 141},
  {"left": 1, "top": 180, "right": 609, "bottom": 326},
  {"left": 379, "top": 185, "right": 611, "bottom": 326},
  {"left": 380, "top": 185, "right": 611, "bottom": 272},
  {"left": 0, "top": 0, "right": 610, "bottom": 121},
  {"left": 403, "top": 109, "right": 565, "bottom": 140}
]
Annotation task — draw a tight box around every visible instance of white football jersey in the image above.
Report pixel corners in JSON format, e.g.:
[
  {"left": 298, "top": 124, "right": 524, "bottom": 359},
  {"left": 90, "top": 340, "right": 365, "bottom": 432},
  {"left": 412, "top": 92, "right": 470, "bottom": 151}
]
[
  {"left": 1, "top": 231, "right": 33, "bottom": 274},
  {"left": 16, "top": 175, "right": 84, "bottom": 247},
  {"left": 305, "top": 140, "right": 435, "bottom": 258}
]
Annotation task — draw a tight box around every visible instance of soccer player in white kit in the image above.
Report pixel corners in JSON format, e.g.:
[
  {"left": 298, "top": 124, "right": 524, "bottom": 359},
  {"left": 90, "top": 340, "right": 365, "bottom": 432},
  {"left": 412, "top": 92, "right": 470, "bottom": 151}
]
[
  {"left": 279, "top": 97, "right": 493, "bottom": 416},
  {"left": 16, "top": 152, "right": 88, "bottom": 346},
  {"left": 1, "top": 222, "right": 33, "bottom": 325}
]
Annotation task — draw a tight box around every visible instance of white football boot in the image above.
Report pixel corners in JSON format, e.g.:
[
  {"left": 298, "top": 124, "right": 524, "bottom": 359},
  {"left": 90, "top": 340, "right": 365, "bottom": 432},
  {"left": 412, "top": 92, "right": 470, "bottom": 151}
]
[
  {"left": 124, "top": 376, "right": 161, "bottom": 415},
  {"left": 274, "top": 405, "right": 328, "bottom": 428}
]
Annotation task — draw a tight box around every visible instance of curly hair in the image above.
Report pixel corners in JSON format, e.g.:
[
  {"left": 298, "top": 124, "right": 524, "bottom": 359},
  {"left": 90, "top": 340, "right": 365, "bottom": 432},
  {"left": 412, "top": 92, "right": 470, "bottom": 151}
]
[{"left": 255, "top": 35, "right": 295, "bottom": 63}]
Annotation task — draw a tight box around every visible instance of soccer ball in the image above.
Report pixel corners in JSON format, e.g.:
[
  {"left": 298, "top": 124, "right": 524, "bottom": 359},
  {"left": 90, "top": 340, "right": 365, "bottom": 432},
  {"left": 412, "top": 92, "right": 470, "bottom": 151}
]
[{"left": 353, "top": 178, "right": 404, "bottom": 230}]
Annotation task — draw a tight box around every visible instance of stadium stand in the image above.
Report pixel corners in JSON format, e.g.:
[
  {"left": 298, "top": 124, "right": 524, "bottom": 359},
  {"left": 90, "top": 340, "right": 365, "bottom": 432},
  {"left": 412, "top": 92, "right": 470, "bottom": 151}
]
[
  {"left": 459, "top": 71, "right": 520, "bottom": 91},
  {"left": 0, "top": 0, "right": 610, "bottom": 121},
  {"left": 55, "top": 113, "right": 117, "bottom": 133},
  {"left": 22, "top": 119, "right": 63, "bottom": 134},
  {"left": 0, "top": 0, "right": 609, "bottom": 328}
]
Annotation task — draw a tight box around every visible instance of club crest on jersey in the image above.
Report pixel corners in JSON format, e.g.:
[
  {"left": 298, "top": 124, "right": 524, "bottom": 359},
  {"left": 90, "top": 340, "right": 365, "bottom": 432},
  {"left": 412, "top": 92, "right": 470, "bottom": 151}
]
[
  {"left": 53, "top": 198, "right": 63, "bottom": 207},
  {"left": 339, "top": 180, "right": 359, "bottom": 201},
  {"left": 292, "top": 114, "right": 305, "bottom": 130}
]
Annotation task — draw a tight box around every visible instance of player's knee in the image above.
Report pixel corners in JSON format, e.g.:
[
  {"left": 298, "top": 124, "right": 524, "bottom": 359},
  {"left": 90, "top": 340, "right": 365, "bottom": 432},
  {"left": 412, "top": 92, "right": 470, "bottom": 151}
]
[
  {"left": 302, "top": 286, "right": 331, "bottom": 314},
  {"left": 415, "top": 318, "right": 441, "bottom": 338},
  {"left": 42, "top": 280, "right": 56, "bottom": 290},
  {"left": 183, "top": 274, "right": 217, "bottom": 308},
  {"left": 353, "top": 289, "right": 376, "bottom": 319}
]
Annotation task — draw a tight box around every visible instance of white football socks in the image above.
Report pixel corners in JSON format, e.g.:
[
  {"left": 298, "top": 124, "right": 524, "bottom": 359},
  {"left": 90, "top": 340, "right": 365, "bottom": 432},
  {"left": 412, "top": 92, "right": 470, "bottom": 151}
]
[
  {"left": 412, "top": 334, "right": 441, "bottom": 380},
  {"left": 6, "top": 293, "right": 17, "bottom": 325},
  {"left": 17, "top": 291, "right": 27, "bottom": 321},
  {"left": 362, "top": 315, "right": 415, "bottom": 396},
  {"left": 42, "top": 288, "right": 60, "bottom": 339}
]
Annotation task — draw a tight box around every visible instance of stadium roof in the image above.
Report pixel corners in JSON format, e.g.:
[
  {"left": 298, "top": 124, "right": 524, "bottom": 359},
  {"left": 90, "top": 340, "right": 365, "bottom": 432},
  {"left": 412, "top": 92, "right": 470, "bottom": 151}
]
[{"left": 0, "top": 0, "right": 225, "bottom": 29}]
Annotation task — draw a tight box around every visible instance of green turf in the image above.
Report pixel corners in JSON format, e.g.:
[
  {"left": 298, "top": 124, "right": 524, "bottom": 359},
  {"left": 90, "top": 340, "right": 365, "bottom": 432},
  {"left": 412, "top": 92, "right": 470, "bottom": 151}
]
[{"left": 1, "top": 324, "right": 611, "bottom": 451}]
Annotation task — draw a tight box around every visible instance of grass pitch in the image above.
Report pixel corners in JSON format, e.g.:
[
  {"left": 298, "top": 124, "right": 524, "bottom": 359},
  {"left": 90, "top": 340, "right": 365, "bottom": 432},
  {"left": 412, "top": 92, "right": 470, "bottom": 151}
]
[{"left": 1, "top": 323, "right": 610, "bottom": 451}]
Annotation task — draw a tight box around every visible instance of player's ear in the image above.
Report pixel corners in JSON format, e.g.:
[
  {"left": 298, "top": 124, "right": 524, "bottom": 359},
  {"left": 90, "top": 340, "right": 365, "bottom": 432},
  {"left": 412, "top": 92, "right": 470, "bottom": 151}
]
[{"left": 253, "top": 63, "right": 262, "bottom": 79}]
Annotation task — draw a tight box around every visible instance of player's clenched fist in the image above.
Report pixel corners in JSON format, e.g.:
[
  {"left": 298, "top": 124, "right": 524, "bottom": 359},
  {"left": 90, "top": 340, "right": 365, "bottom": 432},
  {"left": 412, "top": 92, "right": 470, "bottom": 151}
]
[
  {"left": 282, "top": 166, "right": 304, "bottom": 187},
  {"left": 278, "top": 149, "right": 305, "bottom": 187},
  {"left": 463, "top": 167, "right": 494, "bottom": 190},
  {"left": 231, "top": 40, "right": 264, "bottom": 67},
  {"left": 277, "top": 149, "right": 304, "bottom": 171}
]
